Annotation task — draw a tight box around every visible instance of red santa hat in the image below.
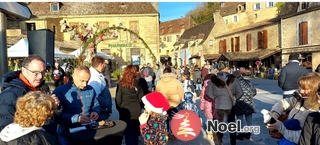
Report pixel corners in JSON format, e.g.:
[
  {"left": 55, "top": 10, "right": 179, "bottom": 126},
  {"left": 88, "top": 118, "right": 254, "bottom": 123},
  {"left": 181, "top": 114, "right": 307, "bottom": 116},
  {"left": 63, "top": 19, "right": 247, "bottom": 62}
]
[{"left": 142, "top": 92, "right": 170, "bottom": 115}]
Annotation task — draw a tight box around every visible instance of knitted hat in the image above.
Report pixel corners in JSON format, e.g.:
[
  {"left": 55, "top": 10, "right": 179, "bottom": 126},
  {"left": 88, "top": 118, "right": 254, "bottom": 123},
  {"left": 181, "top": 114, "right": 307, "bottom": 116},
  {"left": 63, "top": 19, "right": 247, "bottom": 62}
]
[
  {"left": 217, "top": 61, "right": 227, "bottom": 71},
  {"left": 289, "top": 53, "right": 299, "bottom": 60},
  {"left": 142, "top": 92, "right": 170, "bottom": 115}
]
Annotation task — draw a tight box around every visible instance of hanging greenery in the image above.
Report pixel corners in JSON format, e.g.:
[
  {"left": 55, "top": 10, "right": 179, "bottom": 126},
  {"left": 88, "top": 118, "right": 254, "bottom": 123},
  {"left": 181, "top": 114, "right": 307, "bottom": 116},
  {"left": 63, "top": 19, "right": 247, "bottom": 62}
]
[{"left": 79, "top": 26, "right": 156, "bottom": 65}]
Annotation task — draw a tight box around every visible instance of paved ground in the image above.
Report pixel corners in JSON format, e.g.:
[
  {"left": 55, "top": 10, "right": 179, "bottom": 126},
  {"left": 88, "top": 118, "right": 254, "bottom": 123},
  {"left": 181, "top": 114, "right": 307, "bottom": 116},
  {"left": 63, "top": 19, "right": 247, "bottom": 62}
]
[{"left": 107, "top": 77, "right": 284, "bottom": 145}]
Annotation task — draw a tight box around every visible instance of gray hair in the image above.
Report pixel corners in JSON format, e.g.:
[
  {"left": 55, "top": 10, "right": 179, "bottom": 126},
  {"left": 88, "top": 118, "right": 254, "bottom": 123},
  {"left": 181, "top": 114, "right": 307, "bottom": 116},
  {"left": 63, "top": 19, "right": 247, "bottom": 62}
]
[{"left": 21, "top": 54, "right": 45, "bottom": 68}]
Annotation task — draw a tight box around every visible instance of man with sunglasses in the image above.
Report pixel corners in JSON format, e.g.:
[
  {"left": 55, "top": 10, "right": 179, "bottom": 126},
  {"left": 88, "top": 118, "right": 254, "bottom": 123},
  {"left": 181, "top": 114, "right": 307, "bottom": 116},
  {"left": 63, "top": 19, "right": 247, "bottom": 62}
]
[{"left": 0, "top": 54, "right": 60, "bottom": 136}]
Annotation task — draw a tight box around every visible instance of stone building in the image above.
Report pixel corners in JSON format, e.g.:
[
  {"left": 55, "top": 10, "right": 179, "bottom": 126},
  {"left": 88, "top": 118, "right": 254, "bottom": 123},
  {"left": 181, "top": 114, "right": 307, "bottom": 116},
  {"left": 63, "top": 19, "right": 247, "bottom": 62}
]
[
  {"left": 7, "top": 2, "right": 160, "bottom": 67},
  {"left": 280, "top": 2, "right": 320, "bottom": 70},
  {"left": 220, "top": 2, "right": 279, "bottom": 30},
  {"left": 159, "top": 16, "right": 195, "bottom": 65}
]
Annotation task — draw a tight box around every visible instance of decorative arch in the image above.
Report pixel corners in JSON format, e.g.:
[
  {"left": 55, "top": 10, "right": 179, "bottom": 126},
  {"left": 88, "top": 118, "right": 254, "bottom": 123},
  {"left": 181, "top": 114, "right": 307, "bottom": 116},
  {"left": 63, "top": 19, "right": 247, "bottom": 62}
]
[{"left": 79, "top": 26, "right": 156, "bottom": 64}]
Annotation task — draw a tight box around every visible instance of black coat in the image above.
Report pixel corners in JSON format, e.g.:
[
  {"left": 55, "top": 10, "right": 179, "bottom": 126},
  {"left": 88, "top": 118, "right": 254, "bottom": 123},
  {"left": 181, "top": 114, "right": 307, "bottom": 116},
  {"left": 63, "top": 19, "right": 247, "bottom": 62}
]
[
  {"left": 115, "top": 80, "right": 146, "bottom": 121},
  {"left": 0, "top": 130, "right": 60, "bottom": 145},
  {"left": 0, "top": 71, "right": 57, "bottom": 137}
]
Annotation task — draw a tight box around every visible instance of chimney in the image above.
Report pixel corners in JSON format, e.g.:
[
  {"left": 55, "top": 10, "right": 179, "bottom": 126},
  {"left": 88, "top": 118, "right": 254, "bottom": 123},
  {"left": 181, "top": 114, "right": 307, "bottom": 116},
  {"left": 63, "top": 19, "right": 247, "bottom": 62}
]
[{"left": 152, "top": 2, "right": 158, "bottom": 12}]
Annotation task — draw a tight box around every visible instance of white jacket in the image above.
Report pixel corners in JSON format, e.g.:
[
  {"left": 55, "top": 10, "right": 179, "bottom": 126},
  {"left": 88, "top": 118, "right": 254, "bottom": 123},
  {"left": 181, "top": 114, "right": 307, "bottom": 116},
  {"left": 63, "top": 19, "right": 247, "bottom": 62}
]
[{"left": 271, "top": 97, "right": 315, "bottom": 144}]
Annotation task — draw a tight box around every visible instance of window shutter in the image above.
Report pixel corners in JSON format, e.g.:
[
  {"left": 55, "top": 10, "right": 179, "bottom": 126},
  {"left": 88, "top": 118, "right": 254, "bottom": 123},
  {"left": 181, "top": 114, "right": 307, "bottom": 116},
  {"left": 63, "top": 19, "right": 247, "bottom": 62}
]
[
  {"left": 236, "top": 37, "right": 240, "bottom": 51},
  {"left": 231, "top": 38, "right": 234, "bottom": 52},
  {"left": 266, "top": 2, "right": 269, "bottom": 7},
  {"left": 223, "top": 39, "right": 227, "bottom": 53},
  {"left": 249, "top": 34, "right": 252, "bottom": 51},
  {"left": 263, "top": 30, "right": 268, "bottom": 48},
  {"left": 302, "top": 22, "right": 308, "bottom": 44},
  {"left": 219, "top": 40, "right": 222, "bottom": 53},
  {"left": 258, "top": 32, "right": 263, "bottom": 49}
]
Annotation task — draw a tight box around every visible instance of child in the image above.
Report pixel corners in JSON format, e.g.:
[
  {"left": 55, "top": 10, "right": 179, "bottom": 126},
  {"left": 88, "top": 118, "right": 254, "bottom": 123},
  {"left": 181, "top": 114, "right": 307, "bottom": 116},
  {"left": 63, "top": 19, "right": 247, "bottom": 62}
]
[
  {"left": 182, "top": 74, "right": 195, "bottom": 94},
  {"left": 199, "top": 74, "right": 218, "bottom": 141},
  {"left": 178, "top": 92, "right": 199, "bottom": 116},
  {"left": 139, "top": 92, "right": 170, "bottom": 145}
]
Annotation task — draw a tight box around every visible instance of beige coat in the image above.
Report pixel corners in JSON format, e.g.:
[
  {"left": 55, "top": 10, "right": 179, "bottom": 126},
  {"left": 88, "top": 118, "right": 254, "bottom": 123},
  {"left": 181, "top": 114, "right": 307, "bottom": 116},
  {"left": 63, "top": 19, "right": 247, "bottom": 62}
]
[
  {"left": 155, "top": 73, "right": 183, "bottom": 107},
  {"left": 271, "top": 97, "right": 316, "bottom": 144}
]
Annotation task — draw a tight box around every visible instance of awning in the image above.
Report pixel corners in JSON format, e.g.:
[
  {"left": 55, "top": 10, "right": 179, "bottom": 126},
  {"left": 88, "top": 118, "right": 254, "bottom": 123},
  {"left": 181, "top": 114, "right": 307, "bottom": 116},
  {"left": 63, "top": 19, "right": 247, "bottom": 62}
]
[
  {"left": 219, "top": 49, "right": 280, "bottom": 61},
  {"left": 189, "top": 53, "right": 200, "bottom": 59},
  {"left": 203, "top": 54, "right": 221, "bottom": 60}
]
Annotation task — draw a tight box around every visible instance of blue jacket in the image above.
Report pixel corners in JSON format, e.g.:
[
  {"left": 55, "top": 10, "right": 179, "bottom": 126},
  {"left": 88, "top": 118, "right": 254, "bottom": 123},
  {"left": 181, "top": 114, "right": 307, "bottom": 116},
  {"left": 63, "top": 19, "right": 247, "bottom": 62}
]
[{"left": 53, "top": 82, "right": 100, "bottom": 126}]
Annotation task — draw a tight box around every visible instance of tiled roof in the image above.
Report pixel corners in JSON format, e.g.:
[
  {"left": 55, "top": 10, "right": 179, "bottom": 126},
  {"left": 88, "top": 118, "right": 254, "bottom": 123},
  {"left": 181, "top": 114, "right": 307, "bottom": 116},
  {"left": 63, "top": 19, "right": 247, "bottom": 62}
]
[
  {"left": 160, "top": 16, "right": 195, "bottom": 35},
  {"left": 203, "top": 54, "right": 221, "bottom": 60},
  {"left": 220, "top": 2, "right": 246, "bottom": 17},
  {"left": 219, "top": 49, "right": 280, "bottom": 61},
  {"left": 216, "top": 18, "right": 280, "bottom": 38},
  {"left": 28, "top": 2, "right": 158, "bottom": 16},
  {"left": 179, "top": 19, "right": 215, "bottom": 48},
  {"left": 279, "top": 2, "right": 320, "bottom": 19}
]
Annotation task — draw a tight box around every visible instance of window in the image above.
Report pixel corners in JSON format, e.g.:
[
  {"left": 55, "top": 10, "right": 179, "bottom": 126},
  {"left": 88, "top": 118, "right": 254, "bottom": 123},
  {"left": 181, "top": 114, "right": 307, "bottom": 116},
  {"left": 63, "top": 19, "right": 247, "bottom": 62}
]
[
  {"left": 301, "top": 2, "right": 307, "bottom": 10},
  {"left": 231, "top": 38, "right": 234, "bottom": 52},
  {"left": 233, "top": 16, "right": 238, "bottom": 22},
  {"left": 299, "top": 22, "right": 308, "bottom": 45},
  {"left": 253, "top": 3, "right": 261, "bottom": 10},
  {"left": 266, "top": 2, "right": 275, "bottom": 8},
  {"left": 219, "top": 39, "right": 227, "bottom": 53},
  {"left": 167, "top": 36, "right": 172, "bottom": 42},
  {"left": 209, "top": 40, "right": 213, "bottom": 46},
  {"left": 163, "top": 36, "right": 166, "bottom": 41},
  {"left": 99, "top": 21, "right": 109, "bottom": 30},
  {"left": 235, "top": 37, "right": 240, "bottom": 51},
  {"left": 246, "top": 34, "right": 252, "bottom": 51},
  {"left": 53, "top": 25, "right": 56, "bottom": 33},
  {"left": 26, "top": 23, "right": 35, "bottom": 31},
  {"left": 257, "top": 30, "right": 268, "bottom": 49},
  {"left": 129, "top": 21, "right": 139, "bottom": 40},
  {"left": 51, "top": 3, "right": 59, "bottom": 12},
  {"left": 225, "top": 19, "right": 228, "bottom": 24},
  {"left": 221, "top": 2, "right": 224, "bottom": 7}
]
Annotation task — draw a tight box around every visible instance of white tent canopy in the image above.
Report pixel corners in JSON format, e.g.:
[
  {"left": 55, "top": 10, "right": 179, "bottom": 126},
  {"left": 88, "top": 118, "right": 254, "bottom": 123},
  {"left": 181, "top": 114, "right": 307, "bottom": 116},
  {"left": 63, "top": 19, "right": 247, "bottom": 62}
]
[
  {"left": 7, "top": 38, "right": 29, "bottom": 57},
  {"left": 54, "top": 48, "right": 75, "bottom": 58},
  {"left": 7, "top": 38, "right": 76, "bottom": 58},
  {"left": 69, "top": 48, "right": 112, "bottom": 59}
]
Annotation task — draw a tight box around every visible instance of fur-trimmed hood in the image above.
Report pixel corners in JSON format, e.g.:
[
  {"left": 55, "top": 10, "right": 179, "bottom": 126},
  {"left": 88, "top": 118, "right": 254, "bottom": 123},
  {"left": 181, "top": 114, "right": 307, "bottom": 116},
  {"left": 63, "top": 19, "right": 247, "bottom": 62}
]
[{"left": 159, "top": 73, "right": 177, "bottom": 83}]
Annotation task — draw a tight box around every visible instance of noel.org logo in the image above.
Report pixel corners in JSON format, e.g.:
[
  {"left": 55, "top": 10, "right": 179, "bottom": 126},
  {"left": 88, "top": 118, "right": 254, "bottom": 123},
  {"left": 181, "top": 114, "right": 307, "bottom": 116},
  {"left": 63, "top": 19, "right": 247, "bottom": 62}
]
[{"left": 170, "top": 110, "right": 201, "bottom": 141}]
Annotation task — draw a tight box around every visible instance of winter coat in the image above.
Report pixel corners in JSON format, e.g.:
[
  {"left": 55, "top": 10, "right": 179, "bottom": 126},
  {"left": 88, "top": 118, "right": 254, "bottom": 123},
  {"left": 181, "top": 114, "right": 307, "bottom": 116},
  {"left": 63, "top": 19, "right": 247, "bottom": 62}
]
[
  {"left": 206, "top": 72, "right": 244, "bottom": 110},
  {"left": 154, "top": 68, "right": 162, "bottom": 81},
  {"left": 235, "top": 77, "right": 257, "bottom": 115},
  {"left": 201, "top": 67, "right": 209, "bottom": 79},
  {"left": 298, "top": 112, "right": 320, "bottom": 145},
  {"left": 115, "top": 80, "right": 145, "bottom": 121},
  {"left": 178, "top": 92, "right": 199, "bottom": 115},
  {"left": 271, "top": 97, "right": 316, "bottom": 144},
  {"left": 53, "top": 82, "right": 100, "bottom": 126},
  {"left": 200, "top": 80, "right": 215, "bottom": 119},
  {"left": 155, "top": 73, "right": 183, "bottom": 107},
  {"left": 193, "top": 68, "right": 202, "bottom": 84},
  {"left": 0, "top": 71, "right": 51, "bottom": 132},
  {"left": 278, "top": 61, "right": 308, "bottom": 92},
  {"left": 0, "top": 123, "right": 59, "bottom": 145}
]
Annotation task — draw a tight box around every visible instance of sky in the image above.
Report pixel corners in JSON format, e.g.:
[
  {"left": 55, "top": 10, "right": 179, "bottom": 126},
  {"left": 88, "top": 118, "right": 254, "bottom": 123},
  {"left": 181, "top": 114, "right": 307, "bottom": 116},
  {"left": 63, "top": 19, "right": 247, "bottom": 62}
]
[{"left": 158, "top": 2, "right": 201, "bottom": 22}]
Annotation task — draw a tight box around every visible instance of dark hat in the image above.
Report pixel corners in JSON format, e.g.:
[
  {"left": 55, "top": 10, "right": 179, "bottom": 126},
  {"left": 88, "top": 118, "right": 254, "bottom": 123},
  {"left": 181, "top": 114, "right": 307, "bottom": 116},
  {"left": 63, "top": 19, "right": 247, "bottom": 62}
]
[
  {"left": 289, "top": 53, "right": 299, "bottom": 60},
  {"left": 217, "top": 61, "right": 227, "bottom": 71},
  {"left": 232, "top": 70, "right": 242, "bottom": 78}
]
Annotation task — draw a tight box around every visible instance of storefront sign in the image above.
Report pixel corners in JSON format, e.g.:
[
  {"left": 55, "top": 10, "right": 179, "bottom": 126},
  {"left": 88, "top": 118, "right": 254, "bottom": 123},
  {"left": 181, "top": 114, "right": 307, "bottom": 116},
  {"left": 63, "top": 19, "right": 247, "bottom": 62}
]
[{"left": 108, "top": 43, "right": 132, "bottom": 47}]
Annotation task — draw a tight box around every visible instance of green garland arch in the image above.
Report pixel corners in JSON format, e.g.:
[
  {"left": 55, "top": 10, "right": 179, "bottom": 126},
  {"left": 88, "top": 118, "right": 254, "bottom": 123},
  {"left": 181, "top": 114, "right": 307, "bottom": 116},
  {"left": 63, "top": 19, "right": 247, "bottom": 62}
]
[{"left": 79, "top": 26, "right": 156, "bottom": 63}]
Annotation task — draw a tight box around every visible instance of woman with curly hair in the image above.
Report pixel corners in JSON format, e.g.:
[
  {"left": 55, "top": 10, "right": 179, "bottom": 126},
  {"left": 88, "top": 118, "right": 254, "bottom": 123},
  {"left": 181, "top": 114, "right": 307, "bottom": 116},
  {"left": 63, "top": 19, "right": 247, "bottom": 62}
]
[
  {"left": 115, "top": 65, "right": 147, "bottom": 145},
  {"left": 0, "top": 91, "right": 59, "bottom": 145}
]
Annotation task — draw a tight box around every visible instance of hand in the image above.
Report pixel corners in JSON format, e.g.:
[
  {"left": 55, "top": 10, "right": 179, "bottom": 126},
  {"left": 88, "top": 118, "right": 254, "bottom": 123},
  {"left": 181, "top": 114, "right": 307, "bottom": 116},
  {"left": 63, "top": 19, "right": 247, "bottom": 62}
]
[
  {"left": 79, "top": 114, "right": 91, "bottom": 124},
  {"left": 90, "top": 112, "right": 99, "bottom": 121},
  {"left": 139, "top": 112, "right": 150, "bottom": 125},
  {"left": 51, "top": 94, "right": 60, "bottom": 106},
  {"left": 266, "top": 120, "right": 280, "bottom": 131}
]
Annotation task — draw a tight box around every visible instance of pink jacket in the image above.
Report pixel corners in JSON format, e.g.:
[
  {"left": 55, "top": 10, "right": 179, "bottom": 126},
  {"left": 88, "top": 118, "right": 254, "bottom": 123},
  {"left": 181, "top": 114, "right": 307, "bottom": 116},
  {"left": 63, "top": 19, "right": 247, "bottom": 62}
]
[{"left": 200, "top": 80, "right": 216, "bottom": 119}]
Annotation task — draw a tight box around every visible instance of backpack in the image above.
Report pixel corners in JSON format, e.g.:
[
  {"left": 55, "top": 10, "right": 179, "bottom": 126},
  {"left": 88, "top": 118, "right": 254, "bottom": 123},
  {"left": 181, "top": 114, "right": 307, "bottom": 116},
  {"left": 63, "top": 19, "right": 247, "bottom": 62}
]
[
  {"left": 196, "top": 78, "right": 203, "bottom": 84},
  {"left": 142, "top": 67, "right": 149, "bottom": 77}
]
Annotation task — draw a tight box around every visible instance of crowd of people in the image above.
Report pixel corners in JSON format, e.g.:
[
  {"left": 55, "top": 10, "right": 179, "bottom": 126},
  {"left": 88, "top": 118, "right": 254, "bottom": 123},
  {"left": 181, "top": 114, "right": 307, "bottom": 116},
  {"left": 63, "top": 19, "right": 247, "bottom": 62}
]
[{"left": 0, "top": 52, "right": 320, "bottom": 145}]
